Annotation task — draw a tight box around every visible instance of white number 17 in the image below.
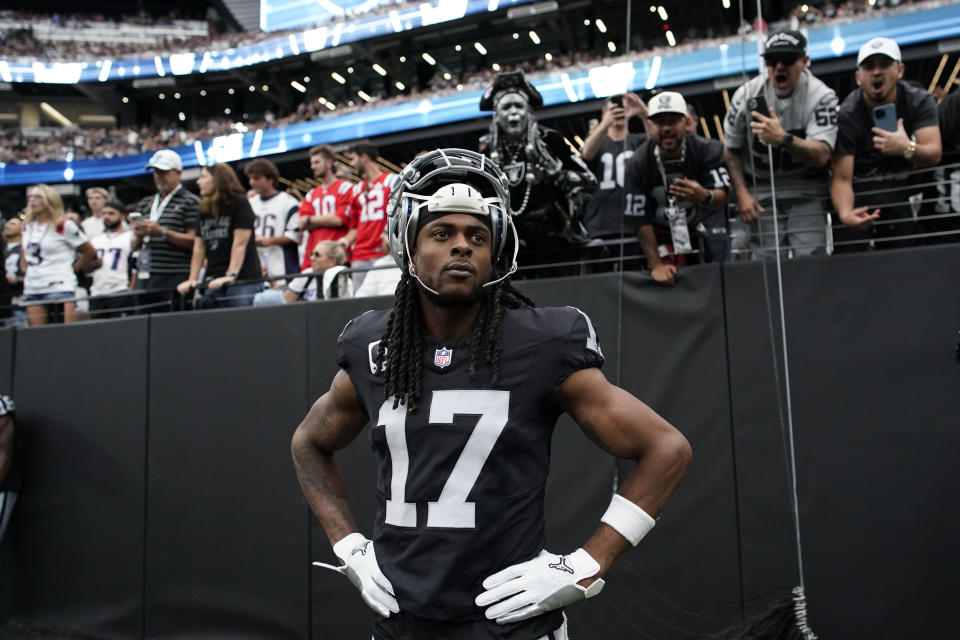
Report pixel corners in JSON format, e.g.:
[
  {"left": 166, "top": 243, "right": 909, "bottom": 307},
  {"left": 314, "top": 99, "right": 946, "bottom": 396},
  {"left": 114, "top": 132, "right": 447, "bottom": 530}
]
[{"left": 378, "top": 390, "right": 510, "bottom": 529}]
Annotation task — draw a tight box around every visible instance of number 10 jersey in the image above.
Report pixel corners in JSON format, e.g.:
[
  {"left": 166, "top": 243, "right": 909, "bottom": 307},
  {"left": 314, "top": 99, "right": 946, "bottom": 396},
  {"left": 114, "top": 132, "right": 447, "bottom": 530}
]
[{"left": 337, "top": 305, "right": 604, "bottom": 623}]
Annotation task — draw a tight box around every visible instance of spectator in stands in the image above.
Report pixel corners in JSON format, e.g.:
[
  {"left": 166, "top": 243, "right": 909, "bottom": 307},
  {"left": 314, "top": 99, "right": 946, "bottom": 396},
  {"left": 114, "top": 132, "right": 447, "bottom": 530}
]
[
  {"left": 580, "top": 93, "right": 648, "bottom": 240},
  {"left": 297, "top": 145, "right": 353, "bottom": 271},
  {"left": 89, "top": 200, "right": 135, "bottom": 319},
  {"left": 341, "top": 142, "right": 397, "bottom": 288},
  {"left": 724, "top": 30, "right": 838, "bottom": 258},
  {"left": 2, "top": 218, "right": 23, "bottom": 326},
  {"left": 244, "top": 158, "right": 300, "bottom": 287},
  {"left": 134, "top": 149, "right": 200, "bottom": 310},
  {"left": 354, "top": 230, "right": 402, "bottom": 298},
  {"left": 625, "top": 92, "right": 730, "bottom": 286},
  {"left": 19, "top": 184, "right": 100, "bottom": 325},
  {"left": 283, "top": 240, "right": 352, "bottom": 302},
  {"left": 831, "top": 37, "right": 941, "bottom": 248},
  {"left": 0, "top": 393, "right": 18, "bottom": 545},
  {"left": 177, "top": 164, "right": 262, "bottom": 308},
  {"left": 82, "top": 187, "right": 109, "bottom": 239},
  {"left": 939, "top": 87, "right": 960, "bottom": 152}
]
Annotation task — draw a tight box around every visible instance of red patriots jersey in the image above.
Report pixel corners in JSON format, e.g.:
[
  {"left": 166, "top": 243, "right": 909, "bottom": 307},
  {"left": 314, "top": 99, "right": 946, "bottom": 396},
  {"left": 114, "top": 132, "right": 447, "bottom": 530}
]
[
  {"left": 298, "top": 179, "right": 353, "bottom": 269},
  {"left": 348, "top": 172, "right": 397, "bottom": 262}
]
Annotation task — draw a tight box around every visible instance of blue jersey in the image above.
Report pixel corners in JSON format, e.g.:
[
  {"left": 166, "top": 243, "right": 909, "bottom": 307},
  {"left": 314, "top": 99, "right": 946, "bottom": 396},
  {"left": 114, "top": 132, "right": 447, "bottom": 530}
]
[{"left": 337, "top": 305, "right": 604, "bottom": 625}]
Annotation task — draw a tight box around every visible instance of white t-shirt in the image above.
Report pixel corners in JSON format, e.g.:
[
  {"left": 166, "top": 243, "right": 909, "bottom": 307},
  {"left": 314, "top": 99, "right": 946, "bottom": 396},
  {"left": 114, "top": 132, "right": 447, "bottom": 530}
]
[
  {"left": 287, "top": 266, "right": 353, "bottom": 301},
  {"left": 355, "top": 255, "right": 403, "bottom": 297},
  {"left": 82, "top": 216, "right": 105, "bottom": 240},
  {"left": 22, "top": 219, "right": 87, "bottom": 294},
  {"left": 90, "top": 229, "right": 134, "bottom": 296},
  {"left": 249, "top": 191, "right": 300, "bottom": 283}
]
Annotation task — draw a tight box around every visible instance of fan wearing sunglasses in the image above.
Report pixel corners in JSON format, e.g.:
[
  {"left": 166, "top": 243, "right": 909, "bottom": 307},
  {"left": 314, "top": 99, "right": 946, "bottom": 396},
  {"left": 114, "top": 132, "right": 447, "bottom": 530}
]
[
  {"left": 284, "top": 240, "right": 352, "bottom": 302},
  {"left": 723, "top": 30, "right": 838, "bottom": 259}
]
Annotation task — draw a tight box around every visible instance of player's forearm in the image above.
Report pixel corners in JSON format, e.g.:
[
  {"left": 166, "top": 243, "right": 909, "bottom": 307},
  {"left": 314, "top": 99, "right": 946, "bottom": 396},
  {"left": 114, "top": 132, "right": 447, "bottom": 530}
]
[
  {"left": 829, "top": 173, "right": 855, "bottom": 219},
  {"left": 580, "top": 125, "right": 609, "bottom": 162},
  {"left": 308, "top": 215, "right": 346, "bottom": 229},
  {"left": 723, "top": 148, "right": 750, "bottom": 199},
  {"left": 188, "top": 239, "right": 206, "bottom": 281},
  {"left": 786, "top": 138, "right": 830, "bottom": 168},
  {"left": 165, "top": 228, "right": 195, "bottom": 249},
  {"left": 912, "top": 142, "right": 941, "bottom": 169},
  {"left": 291, "top": 439, "right": 360, "bottom": 545},
  {"left": 637, "top": 225, "right": 661, "bottom": 269}
]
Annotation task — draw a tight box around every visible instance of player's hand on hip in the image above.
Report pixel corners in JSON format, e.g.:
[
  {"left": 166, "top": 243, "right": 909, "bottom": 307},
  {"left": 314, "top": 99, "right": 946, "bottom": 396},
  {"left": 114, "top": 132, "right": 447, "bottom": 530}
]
[
  {"left": 475, "top": 548, "right": 605, "bottom": 625},
  {"left": 313, "top": 533, "right": 399, "bottom": 618}
]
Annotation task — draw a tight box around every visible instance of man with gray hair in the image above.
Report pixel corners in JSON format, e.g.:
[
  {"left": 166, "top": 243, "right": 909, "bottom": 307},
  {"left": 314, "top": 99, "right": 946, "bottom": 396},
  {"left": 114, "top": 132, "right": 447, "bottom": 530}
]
[
  {"left": 284, "top": 240, "right": 353, "bottom": 302},
  {"left": 724, "top": 29, "right": 838, "bottom": 258}
]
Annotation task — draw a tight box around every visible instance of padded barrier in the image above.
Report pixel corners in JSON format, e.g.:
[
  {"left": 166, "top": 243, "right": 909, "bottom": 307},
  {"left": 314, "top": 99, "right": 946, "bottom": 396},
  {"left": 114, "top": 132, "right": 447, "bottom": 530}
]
[{"left": 0, "top": 244, "right": 957, "bottom": 638}]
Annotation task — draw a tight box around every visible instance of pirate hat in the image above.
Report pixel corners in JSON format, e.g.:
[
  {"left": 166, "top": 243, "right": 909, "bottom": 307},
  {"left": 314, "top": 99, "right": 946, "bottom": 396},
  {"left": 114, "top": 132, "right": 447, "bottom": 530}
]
[{"left": 479, "top": 71, "right": 543, "bottom": 111}]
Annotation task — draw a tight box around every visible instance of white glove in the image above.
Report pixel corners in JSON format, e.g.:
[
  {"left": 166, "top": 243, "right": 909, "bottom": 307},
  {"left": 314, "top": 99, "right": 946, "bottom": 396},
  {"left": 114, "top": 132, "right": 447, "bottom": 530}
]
[
  {"left": 475, "top": 548, "right": 605, "bottom": 624},
  {"left": 313, "top": 532, "right": 399, "bottom": 618}
]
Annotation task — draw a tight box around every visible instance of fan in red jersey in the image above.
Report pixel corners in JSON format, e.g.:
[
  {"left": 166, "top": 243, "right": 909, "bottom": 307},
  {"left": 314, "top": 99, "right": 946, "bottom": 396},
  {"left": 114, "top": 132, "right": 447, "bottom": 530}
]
[{"left": 297, "top": 145, "right": 354, "bottom": 270}]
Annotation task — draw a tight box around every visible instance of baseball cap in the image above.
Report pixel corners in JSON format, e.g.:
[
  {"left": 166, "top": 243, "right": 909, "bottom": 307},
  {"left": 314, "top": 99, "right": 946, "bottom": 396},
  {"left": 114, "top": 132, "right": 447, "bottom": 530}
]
[
  {"left": 102, "top": 199, "right": 126, "bottom": 213},
  {"left": 648, "top": 92, "right": 688, "bottom": 118},
  {"left": 857, "top": 37, "right": 901, "bottom": 65},
  {"left": 145, "top": 149, "right": 183, "bottom": 171},
  {"left": 763, "top": 30, "right": 807, "bottom": 57}
]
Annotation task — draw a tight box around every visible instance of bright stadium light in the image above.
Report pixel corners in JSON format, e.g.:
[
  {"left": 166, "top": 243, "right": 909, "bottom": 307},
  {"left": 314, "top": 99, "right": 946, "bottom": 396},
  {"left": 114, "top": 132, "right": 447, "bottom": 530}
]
[
  {"left": 373, "top": 64, "right": 387, "bottom": 76},
  {"left": 545, "top": 52, "right": 553, "bottom": 61},
  {"left": 159, "top": 93, "right": 166, "bottom": 100},
  {"left": 443, "top": 72, "right": 452, "bottom": 80},
  {"left": 492, "top": 62, "right": 501, "bottom": 71},
  {"left": 290, "top": 80, "right": 307, "bottom": 93},
  {"left": 455, "top": 44, "right": 462, "bottom": 52},
  {"left": 228, "top": 88, "right": 235, "bottom": 95},
  {"left": 512, "top": 32, "right": 519, "bottom": 39},
  {"left": 583, "top": 19, "right": 590, "bottom": 25},
  {"left": 529, "top": 30, "right": 540, "bottom": 45},
  {"left": 200, "top": 89, "right": 206, "bottom": 96},
  {"left": 658, "top": 6, "right": 668, "bottom": 20},
  {"left": 722, "top": 0, "right": 730, "bottom": 7},
  {"left": 422, "top": 52, "right": 436, "bottom": 65},
  {"left": 595, "top": 19, "right": 607, "bottom": 33},
  {"left": 174, "top": 92, "right": 181, "bottom": 99},
  {"left": 607, "top": 41, "right": 616, "bottom": 52},
  {"left": 331, "top": 72, "right": 346, "bottom": 84},
  {"left": 474, "top": 42, "right": 487, "bottom": 55},
  {"left": 121, "top": 96, "right": 129, "bottom": 103},
  {"left": 303, "top": 76, "right": 310, "bottom": 82},
  {"left": 395, "top": 81, "right": 405, "bottom": 90},
  {"left": 261, "top": 84, "right": 269, "bottom": 91},
  {"left": 347, "top": 66, "right": 354, "bottom": 73},
  {"left": 400, "top": 55, "right": 406, "bottom": 62},
  {"left": 248, "top": 85, "right": 256, "bottom": 92},
  {"left": 178, "top": 112, "right": 186, "bottom": 121},
  {"left": 650, "top": 5, "right": 657, "bottom": 11},
  {"left": 224, "top": 107, "right": 231, "bottom": 114},
  {"left": 357, "top": 90, "right": 372, "bottom": 102},
  {"left": 666, "top": 30, "right": 677, "bottom": 46}
]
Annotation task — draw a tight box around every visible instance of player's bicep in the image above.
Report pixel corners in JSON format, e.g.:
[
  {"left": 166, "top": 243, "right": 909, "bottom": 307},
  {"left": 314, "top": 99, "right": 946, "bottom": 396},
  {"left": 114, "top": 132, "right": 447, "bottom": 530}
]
[
  {"left": 557, "top": 367, "right": 677, "bottom": 460},
  {"left": 295, "top": 369, "right": 368, "bottom": 452}
]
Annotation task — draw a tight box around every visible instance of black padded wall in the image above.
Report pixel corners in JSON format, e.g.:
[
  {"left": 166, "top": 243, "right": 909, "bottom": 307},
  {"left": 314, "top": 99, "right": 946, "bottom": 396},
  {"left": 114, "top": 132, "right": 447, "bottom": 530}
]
[
  {"left": 144, "top": 305, "right": 310, "bottom": 639},
  {"left": 0, "top": 328, "right": 12, "bottom": 392},
  {"left": 4, "top": 317, "right": 149, "bottom": 639}
]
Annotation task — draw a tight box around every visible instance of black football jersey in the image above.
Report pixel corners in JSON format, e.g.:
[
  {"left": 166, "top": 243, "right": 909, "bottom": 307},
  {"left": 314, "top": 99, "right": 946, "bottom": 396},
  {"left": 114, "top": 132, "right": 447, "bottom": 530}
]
[
  {"left": 583, "top": 133, "right": 647, "bottom": 238},
  {"left": 337, "top": 305, "right": 604, "bottom": 624}
]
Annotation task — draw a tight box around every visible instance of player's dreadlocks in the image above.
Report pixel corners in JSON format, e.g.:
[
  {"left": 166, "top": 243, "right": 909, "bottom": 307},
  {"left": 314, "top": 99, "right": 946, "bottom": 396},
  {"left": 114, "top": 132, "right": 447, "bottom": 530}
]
[{"left": 376, "top": 271, "right": 535, "bottom": 411}]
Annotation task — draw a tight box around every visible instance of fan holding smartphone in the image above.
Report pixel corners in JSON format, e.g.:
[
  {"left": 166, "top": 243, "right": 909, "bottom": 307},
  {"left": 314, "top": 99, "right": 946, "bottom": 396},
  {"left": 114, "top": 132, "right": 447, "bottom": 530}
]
[{"left": 830, "top": 37, "right": 942, "bottom": 239}]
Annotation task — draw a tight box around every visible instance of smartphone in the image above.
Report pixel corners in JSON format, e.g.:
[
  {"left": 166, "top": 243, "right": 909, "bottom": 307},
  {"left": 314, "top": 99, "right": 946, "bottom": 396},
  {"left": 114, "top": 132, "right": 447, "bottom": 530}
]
[
  {"left": 609, "top": 95, "right": 623, "bottom": 108},
  {"left": 747, "top": 96, "right": 769, "bottom": 117},
  {"left": 128, "top": 212, "right": 143, "bottom": 224},
  {"left": 873, "top": 104, "right": 898, "bottom": 132}
]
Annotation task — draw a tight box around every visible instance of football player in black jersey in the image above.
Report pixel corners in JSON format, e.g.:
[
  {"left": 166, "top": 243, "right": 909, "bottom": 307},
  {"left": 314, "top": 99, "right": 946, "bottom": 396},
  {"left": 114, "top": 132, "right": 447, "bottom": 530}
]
[{"left": 292, "top": 149, "right": 692, "bottom": 639}]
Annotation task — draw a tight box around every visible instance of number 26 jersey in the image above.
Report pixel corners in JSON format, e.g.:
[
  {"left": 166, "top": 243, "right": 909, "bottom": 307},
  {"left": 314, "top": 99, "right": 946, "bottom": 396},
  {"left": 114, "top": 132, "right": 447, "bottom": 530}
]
[{"left": 337, "top": 305, "right": 604, "bottom": 622}]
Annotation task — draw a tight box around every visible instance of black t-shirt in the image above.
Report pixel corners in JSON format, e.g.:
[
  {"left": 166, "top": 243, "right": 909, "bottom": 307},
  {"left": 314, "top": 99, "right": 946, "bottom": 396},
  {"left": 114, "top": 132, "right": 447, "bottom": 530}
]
[
  {"left": 337, "top": 305, "right": 604, "bottom": 625},
  {"left": 583, "top": 132, "right": 647, "bottom": 238},
  {"left": 836, "top": 80, "right": 939, "bottom": 207},
  {"left": 624, "top": 133, "right": 730, "bottom": 228},
  {"left": 938, "top": 89, "right": 960, "bottom": 153},
  {"left": 195, "top": 194, "right": 261, "bottom": 280}
]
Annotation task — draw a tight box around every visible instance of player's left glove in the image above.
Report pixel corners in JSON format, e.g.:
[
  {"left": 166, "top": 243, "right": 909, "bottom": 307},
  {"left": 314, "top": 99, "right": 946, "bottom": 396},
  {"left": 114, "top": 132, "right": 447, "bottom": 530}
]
[
  {"left": 474, "top": 548, "right": 605, "bottom": 624},
  {"left": 313, "top": 532, "right": 399, "bottom": 618}
]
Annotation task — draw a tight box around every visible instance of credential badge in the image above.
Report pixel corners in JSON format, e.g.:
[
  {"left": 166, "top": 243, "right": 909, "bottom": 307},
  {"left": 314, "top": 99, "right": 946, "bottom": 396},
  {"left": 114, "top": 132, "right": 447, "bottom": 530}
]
[{"left": 434, "top": 347, "right": 453, "bottom": 369}]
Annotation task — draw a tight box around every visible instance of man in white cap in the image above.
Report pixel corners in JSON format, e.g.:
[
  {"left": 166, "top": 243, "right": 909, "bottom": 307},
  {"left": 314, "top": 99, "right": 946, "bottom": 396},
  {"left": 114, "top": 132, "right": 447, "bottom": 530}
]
[
  {"left": 624, "top": 91, "right": 730, "bottom": 286},
  {"left": 831, "top": 37, "right": 941, "bottom": 248},
  {"left": 723, "top": 29, "right": 838, "bottom": 258},
  {"left": 133, "top": 149, "right": 200, "bottom": 309}
]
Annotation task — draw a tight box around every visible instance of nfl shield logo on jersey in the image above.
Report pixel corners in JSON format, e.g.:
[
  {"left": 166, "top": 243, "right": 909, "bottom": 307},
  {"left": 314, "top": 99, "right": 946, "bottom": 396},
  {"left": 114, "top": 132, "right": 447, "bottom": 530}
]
[{"left": 434, "top": 347, "right": 453, "bottom": 369}]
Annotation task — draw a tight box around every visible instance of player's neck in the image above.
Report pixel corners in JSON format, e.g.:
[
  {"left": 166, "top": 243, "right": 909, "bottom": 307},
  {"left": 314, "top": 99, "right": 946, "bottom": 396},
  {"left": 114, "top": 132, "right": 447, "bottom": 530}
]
[
  {"left": 364, "top": 164, "right": 383, "bottom": 183},
  {"left": 607, "top": 125, "right": 627, "bottom": 142},
  {"left": 418, "top": 291, "right": 482, "bottom": 342},
  {"left": 321, "top": 171, "right": 338, "bottom": 186}
]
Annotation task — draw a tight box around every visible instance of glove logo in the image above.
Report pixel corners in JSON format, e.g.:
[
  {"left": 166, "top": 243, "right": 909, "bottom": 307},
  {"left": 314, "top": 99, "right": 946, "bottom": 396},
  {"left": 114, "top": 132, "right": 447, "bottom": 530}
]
[
  {"left": 548, "top": 556, "right": 575, "bottom": 574},
  {"left": 352, "top": 541, "right": 370, "bottom": 557}
]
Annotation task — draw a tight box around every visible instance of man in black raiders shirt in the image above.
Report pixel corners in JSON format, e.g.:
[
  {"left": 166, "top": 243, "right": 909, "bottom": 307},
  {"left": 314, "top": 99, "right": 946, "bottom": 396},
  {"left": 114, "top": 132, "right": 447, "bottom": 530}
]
[
  {"left": 831, "top": 37, "right": 941, "bottom": 249},
  {"left": 291, "top": 149, "right": 691, "bottom": 639}
]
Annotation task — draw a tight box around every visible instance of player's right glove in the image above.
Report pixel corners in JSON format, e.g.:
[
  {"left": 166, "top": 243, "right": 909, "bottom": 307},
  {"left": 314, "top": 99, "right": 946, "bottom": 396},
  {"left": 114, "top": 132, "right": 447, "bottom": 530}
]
[{"left": 313, "top": 532, "right": 399, "bottom": 618}]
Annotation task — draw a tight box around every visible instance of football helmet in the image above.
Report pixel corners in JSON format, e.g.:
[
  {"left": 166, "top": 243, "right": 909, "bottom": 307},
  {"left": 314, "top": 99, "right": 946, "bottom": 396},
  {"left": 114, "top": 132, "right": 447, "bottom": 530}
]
[{"left": 386, "top": 148, "right": 519, "bottom": 288}]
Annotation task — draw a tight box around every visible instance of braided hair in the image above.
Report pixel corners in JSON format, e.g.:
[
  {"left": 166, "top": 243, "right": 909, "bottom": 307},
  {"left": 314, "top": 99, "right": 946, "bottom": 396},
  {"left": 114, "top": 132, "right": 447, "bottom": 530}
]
[{"left": 375, "top": 271, "right": 535, "bottom": 411}]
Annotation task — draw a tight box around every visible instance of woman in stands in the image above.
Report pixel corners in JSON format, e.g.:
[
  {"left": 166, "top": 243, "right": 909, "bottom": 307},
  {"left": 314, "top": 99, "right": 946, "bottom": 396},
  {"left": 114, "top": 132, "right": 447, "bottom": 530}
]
[
  {"left": 177, "top": 164, "right": 262, "bottom": 308},
  {"left": 19, "top": 184, "right": 100, "bottom": 325}
]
